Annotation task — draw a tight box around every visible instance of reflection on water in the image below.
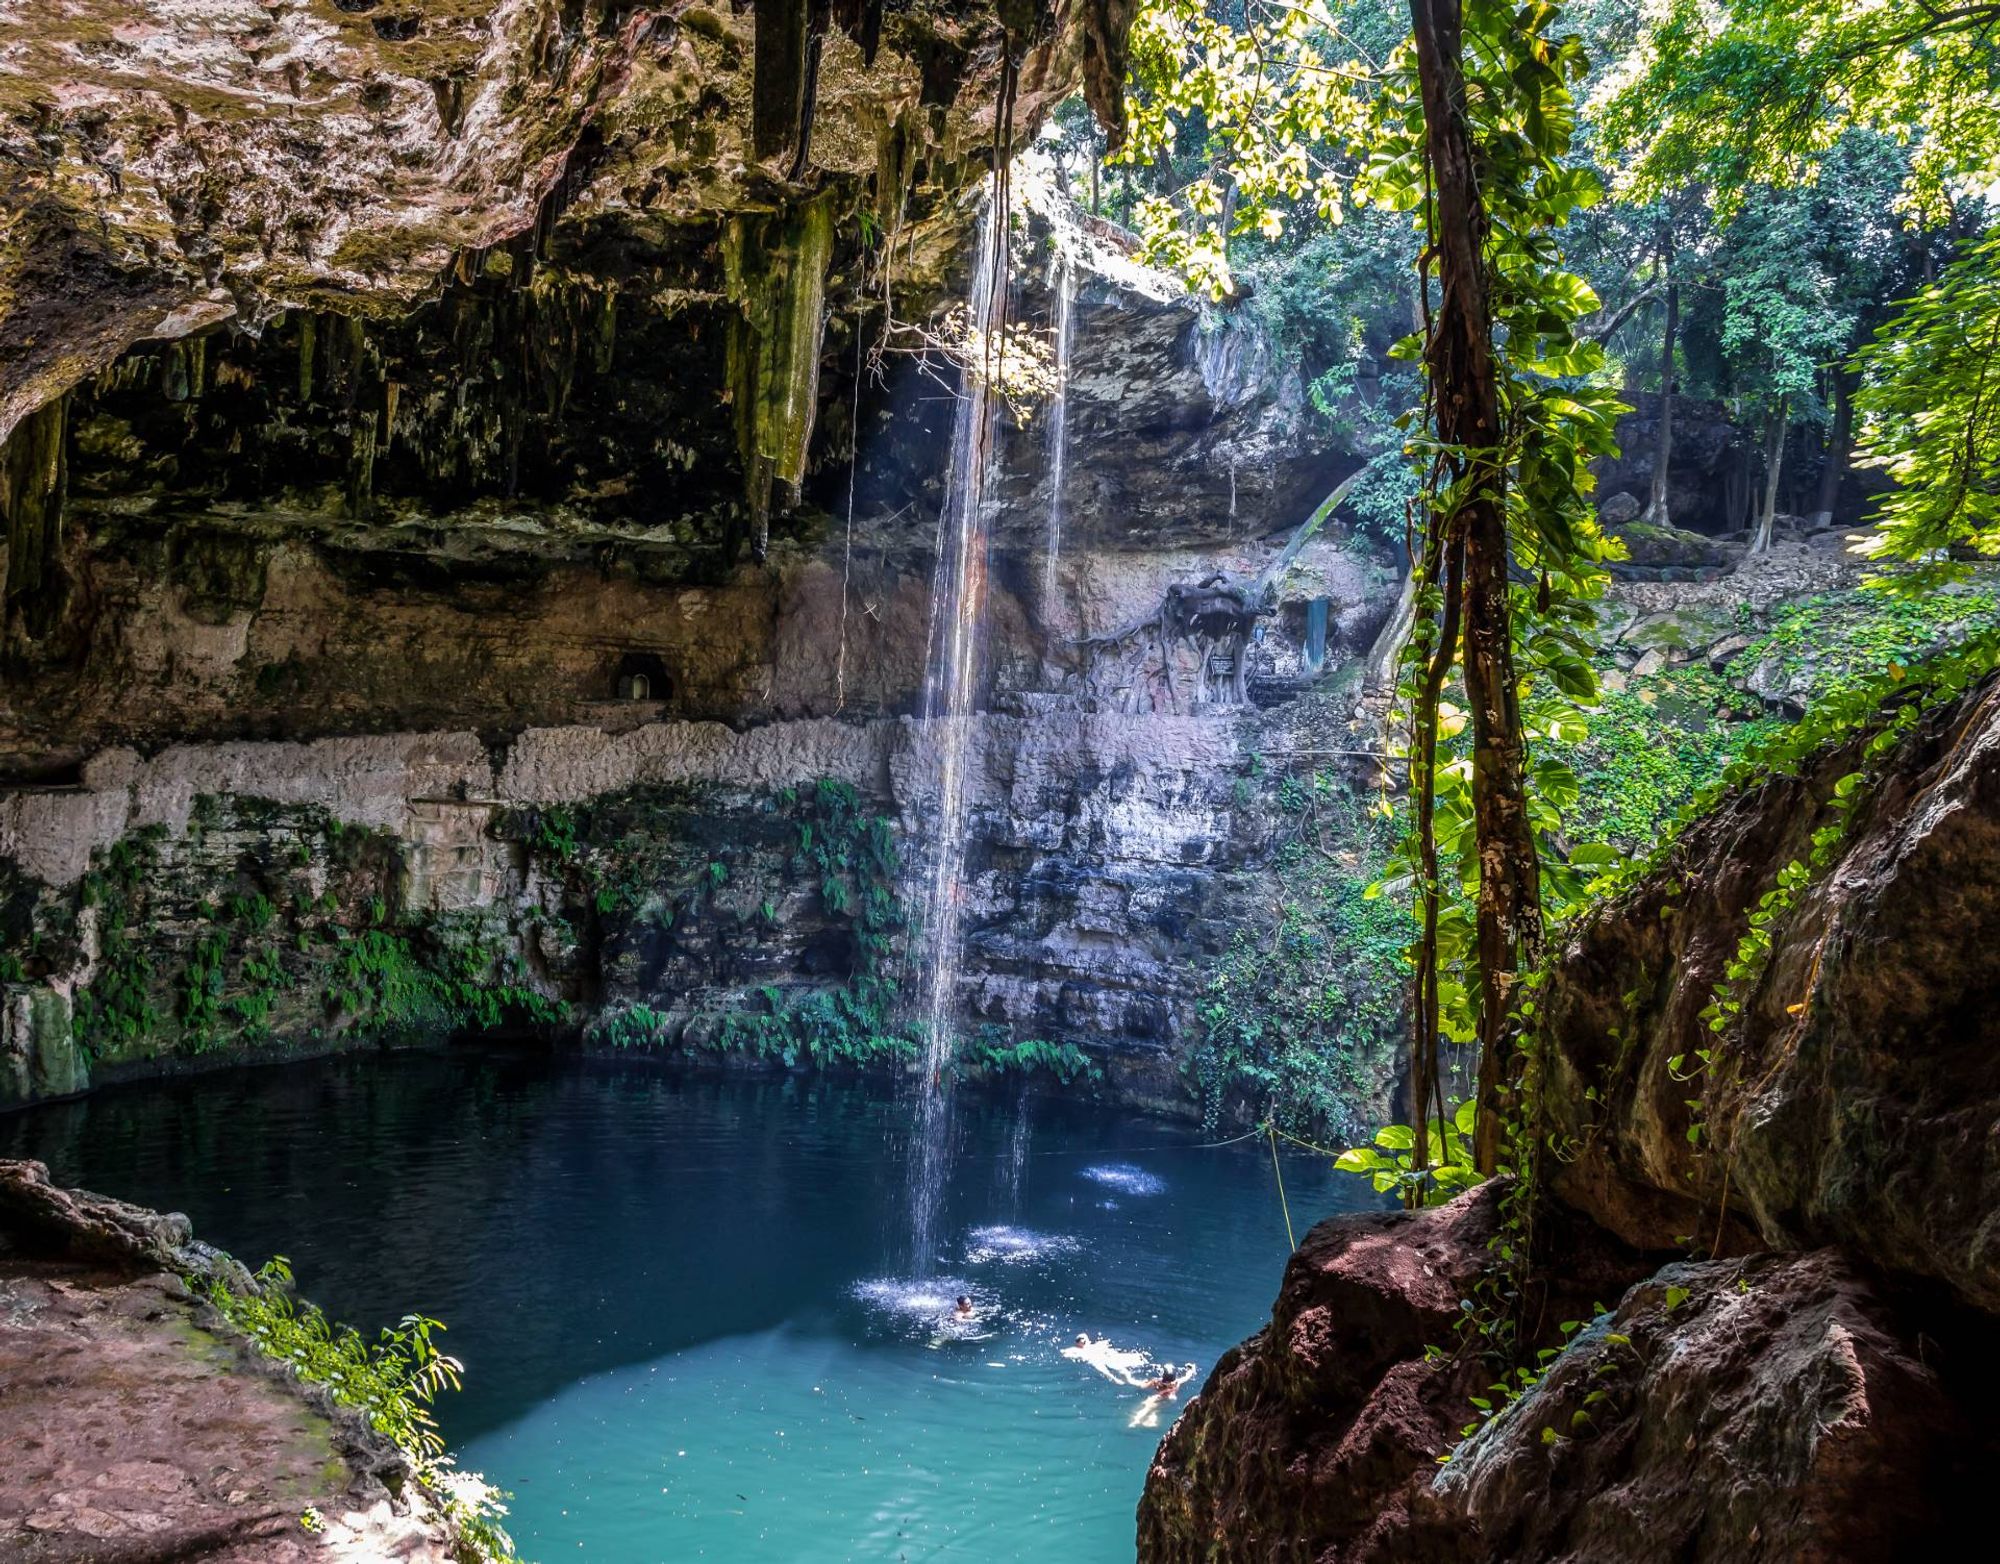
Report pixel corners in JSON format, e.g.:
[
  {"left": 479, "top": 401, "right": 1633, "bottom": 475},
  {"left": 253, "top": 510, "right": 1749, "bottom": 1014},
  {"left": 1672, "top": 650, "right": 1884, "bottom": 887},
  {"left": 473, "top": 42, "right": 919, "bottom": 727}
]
[{"left": 3, "top": 1050, "right": 1384, "bottom": 1562}]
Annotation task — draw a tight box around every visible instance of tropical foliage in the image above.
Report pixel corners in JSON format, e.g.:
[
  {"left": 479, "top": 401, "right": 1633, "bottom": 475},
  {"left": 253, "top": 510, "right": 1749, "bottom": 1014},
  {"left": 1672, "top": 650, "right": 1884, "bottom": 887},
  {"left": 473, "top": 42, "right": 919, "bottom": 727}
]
[
  {"left": 204, "top": 1257, "right": 520, "bottom": 1561},
  {"left": 1106, "top": 0, "right": 2000, "bottom": 1208}
]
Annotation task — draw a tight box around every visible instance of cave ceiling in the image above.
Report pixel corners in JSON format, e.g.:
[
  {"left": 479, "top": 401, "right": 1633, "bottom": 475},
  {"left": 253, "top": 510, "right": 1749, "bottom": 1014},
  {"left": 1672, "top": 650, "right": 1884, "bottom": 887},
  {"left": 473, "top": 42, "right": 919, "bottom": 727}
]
[{"left": 0, "top": 0, "right": 1140, "bottom": 586}]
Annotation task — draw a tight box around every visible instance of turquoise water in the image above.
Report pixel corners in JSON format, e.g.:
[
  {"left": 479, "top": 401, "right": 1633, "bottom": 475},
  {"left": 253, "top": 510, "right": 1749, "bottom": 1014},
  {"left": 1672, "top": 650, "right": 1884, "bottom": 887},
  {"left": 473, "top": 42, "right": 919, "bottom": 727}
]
[{"left": 2, "top": 1053, "right": 1380, "bottom": 1561}]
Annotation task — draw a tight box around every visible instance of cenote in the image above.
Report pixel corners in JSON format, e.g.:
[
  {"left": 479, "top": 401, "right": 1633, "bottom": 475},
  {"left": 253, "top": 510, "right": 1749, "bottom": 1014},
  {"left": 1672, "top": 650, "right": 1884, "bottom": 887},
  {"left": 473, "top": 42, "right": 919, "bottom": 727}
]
[{"left": 2, "top": 1051, "right": 1377, "bottom": 1561}]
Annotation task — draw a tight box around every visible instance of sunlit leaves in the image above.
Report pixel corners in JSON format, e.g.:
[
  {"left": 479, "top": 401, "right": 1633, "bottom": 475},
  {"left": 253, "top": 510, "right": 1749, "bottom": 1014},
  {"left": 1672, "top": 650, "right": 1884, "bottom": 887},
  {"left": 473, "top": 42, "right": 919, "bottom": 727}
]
[
  {"left": 1852, "top": 231, "right": 2000, "bottom": 578},
  {"left": 1597, "top": 0, "right": 2000, "bottom": 223},
  {"left": 1118, "top": 0, "right": 1373, "bottom": 293}
]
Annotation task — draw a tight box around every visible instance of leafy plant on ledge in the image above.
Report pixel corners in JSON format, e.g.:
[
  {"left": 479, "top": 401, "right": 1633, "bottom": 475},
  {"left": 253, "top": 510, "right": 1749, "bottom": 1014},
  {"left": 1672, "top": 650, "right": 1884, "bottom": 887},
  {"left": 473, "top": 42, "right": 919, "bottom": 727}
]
[{"left": 202, "top": 1256, "right": 521, "bottom": 1563}]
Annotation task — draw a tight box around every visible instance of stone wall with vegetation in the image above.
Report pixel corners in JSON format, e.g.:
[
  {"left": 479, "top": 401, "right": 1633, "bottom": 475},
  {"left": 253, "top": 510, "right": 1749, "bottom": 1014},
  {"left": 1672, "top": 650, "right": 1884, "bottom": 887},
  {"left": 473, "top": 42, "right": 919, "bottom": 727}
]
[{"left": 0, "top": 696, "right": 1409, "bottom": 1131}]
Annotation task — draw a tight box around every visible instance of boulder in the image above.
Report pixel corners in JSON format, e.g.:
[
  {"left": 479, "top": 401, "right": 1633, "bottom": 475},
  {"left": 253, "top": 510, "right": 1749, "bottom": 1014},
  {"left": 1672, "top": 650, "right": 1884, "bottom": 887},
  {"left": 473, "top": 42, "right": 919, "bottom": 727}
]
[
  {"left": 1539, "top": 673, "right": 2000, "bottom": 1313},
  {"left": 1138, "top": 1184, "right": 1649, "bottom": 1562},
  {"left": 1430, "top": 1250, "right": 1984, "bottom": 1561},
  {"left": 0, "top": 1158, "right": 244, "bottom": 1285},
  {"left": 1705, "top": 632, "right": 1754, "bottom": 669},
  {"left": 1620, "top": 603, "right": 1741, "bottom": 655},
  {"left": 1608, "top": 520, "right": 1730, "bottom": 569},
  {"left": 1598, "top": 492, "right": 1643, "bottom": 525}
]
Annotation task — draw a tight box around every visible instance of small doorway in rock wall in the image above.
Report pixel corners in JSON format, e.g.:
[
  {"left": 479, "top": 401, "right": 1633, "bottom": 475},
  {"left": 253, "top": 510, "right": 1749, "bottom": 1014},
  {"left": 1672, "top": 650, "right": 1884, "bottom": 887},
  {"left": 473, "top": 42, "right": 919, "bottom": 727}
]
[{"left": 614, "top": 652, "right": 671, "bottom": 702}]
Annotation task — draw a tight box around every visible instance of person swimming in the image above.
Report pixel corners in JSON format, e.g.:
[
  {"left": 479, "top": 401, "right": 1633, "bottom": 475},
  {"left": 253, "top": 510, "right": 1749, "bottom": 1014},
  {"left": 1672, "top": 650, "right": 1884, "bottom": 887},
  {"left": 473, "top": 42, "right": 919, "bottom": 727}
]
[
  {"left": 954, "top": 1295, "right": 975, "bottom": 1318},
  {"left": 1062, "top": 1333, "right": 1153, "bottom": 1388},
  {"left": 1129, "top": 1361, "right": 1198, "bottom": 1429}
]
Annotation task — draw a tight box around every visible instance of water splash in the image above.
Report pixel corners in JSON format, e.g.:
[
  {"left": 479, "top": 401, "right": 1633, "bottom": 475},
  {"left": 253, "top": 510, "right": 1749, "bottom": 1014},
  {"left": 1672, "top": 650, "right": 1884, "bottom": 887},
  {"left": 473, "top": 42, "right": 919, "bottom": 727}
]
[
  {"left": 909, "top": 187, "right": 1006, "bottom": 1274},
  {"left": 1079, "top": 1163, "right": 1166, "bottom": 1196},
  {"left": 1041, "top": 250, "right": 1076, "bottom": 620},
  {"left": 965, "top": 1225, "right": 1081, "bottom": 1266}
]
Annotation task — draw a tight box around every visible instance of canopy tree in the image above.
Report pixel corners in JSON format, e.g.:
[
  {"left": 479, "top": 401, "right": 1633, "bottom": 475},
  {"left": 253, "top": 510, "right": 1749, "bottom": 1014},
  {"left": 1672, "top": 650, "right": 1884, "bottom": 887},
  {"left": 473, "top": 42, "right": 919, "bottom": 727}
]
[
  {"left": 1602, "top": 0, "right": 2000, "bottom": 570},
  {"left": 1110, "top": 0, "right": 2000, "bottom": 1205}
]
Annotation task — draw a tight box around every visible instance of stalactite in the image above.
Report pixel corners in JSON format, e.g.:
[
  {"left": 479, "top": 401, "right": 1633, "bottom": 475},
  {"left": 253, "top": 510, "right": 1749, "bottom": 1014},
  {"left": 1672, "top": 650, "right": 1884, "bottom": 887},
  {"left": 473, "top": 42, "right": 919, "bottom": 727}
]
[
  {"left": 297, "top": 315, "right": 316, "bottom": 402},
  {"left": 789, "top": 0, "right": 833, "bottom": 181},
  {"left": 832, "top": 0, "right": 883, "bottom": 63},
  {"left": 723, "top": 191, "right": 837, "bottom": 560},
  {"left": 162, "top": 344, "right": 191, "bottom": 403},
  {"left": 1, "top": 396, "right": 69, "bottom": 642},
  {"left": 347, "top": 410, "right": 377, "bottom": 519},
  {"left": 752, "top": 0, "right": 811, "bottom": 165},
  {"left": 593, "top": 289, "right": 618, "bottom": 376}
]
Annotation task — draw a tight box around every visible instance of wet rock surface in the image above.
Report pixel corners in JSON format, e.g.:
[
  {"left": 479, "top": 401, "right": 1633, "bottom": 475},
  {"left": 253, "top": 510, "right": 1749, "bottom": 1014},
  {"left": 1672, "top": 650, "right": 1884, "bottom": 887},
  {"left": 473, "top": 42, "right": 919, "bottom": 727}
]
[{"left": 0, "top": 1160, "right": 452, "bottom": 1561}]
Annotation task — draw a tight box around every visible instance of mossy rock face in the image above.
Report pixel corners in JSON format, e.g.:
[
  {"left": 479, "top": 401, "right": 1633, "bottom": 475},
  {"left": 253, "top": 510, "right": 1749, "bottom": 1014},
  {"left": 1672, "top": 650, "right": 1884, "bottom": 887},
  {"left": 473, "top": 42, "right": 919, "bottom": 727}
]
[
  {"left": 1620, "top": 603, "right": 1742, "bottom": 655},
  {"left": 1610, "top": 520, "right": 1731, "bottom": 569},
  {"left": 1, "top": 984, "right": 83, "bottom": 1105}
]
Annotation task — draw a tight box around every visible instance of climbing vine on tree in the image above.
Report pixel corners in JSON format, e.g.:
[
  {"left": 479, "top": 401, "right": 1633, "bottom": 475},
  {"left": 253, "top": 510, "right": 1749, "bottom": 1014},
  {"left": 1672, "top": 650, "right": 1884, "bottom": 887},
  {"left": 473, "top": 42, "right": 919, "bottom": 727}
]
[{"left": 1121, "top": 0, "right": 1622, "bottom": 1194}]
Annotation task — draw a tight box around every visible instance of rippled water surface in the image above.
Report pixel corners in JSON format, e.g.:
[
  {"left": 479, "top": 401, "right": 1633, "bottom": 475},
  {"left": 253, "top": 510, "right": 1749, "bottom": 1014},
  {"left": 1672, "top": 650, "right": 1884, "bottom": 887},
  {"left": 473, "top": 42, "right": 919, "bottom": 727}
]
[{"left": 3, "top": 1052, "right": 1380, "bottom": 1561}]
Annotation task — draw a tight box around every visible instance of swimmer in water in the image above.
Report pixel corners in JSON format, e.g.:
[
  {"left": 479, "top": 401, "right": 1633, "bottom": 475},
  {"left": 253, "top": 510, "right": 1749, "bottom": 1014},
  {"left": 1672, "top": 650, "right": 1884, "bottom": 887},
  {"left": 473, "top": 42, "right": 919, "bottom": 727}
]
[
  {"left": 1129, "top": 1362, "right": 1198, "bottom": 1429},
  {"left": 955, "top": 1295, "right": 975, "bottom": 1318},
  {"left": 1063, "top": 1333, "right": 1152, "bottom": 1388}
]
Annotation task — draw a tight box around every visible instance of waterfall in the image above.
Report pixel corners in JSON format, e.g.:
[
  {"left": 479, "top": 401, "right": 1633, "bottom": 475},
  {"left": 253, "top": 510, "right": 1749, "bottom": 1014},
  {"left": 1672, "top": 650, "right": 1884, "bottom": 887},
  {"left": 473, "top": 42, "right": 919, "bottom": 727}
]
[
  {"left": 1041, "top": 251, "right": 1076, "bottom": 620},
  {"left": 909, "top": 187, "right": 1005, "bottom": 1273},
  {"left": 1005, "top": 1087, "right": 1033, "bottom": 1217}
]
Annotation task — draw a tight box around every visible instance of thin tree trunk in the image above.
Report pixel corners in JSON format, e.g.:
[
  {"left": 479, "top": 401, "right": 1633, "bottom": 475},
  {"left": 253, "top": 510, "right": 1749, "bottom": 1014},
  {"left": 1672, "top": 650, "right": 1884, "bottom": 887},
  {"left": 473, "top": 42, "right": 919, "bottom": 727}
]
[
  {"left": 1642, "top": 229, "right": 1678, "bottom": 527},
  {"left": 1408, "top": 0, "right": 1541, "bottom": 1177},
  {"left": 1752, "top": 398, "right": 1788, "bottom": 553},
  {"left": 1813, "top": 370, "right": 1855, "bottom": 525},
  {"left": 1407, "top": 526, "right": 1463, "bottom": 1182}
]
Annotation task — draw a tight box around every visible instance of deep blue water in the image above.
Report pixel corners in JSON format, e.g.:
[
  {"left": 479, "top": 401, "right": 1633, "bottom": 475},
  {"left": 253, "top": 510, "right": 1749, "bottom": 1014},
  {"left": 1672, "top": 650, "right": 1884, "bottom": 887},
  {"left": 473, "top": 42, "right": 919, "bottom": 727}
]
[{"left": 2, "top": 1052, "right": 1379, "bottom": 1561}]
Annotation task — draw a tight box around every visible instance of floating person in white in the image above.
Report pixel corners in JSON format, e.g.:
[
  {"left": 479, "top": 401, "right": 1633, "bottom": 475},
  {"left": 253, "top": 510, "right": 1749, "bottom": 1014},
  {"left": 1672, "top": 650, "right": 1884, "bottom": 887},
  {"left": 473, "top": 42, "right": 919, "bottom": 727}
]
[
  {"left": 1063, "top": 1332, "right": 1153, "bottom": 1388},
  {"left": 1128, "top": 1362, "right": 1198, "bottom": 1429}
]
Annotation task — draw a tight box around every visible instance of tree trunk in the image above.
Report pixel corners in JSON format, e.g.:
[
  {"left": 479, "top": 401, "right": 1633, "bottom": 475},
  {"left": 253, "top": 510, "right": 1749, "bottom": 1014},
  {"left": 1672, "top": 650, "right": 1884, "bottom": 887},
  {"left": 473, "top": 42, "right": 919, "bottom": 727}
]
[
  {"left": 1642, "top": 228, "right": 1677, "bottom": 527},
  {"left": 1408, "top": 0, "right": 1541, "bottom": 1177},
  {"left": 1813, "top": 370, "right": 1855, "bottom": 525},
  {"left": 1752, "top": 397, "right": 1788, "bottom": 553}
]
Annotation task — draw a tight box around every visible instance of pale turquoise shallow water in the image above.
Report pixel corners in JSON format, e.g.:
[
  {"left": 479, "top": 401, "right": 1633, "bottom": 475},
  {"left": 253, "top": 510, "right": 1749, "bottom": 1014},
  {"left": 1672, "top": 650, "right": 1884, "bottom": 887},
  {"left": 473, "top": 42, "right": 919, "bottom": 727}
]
[{"left": 2, "top": 1052, "right": 1380, "bottom": 1562}]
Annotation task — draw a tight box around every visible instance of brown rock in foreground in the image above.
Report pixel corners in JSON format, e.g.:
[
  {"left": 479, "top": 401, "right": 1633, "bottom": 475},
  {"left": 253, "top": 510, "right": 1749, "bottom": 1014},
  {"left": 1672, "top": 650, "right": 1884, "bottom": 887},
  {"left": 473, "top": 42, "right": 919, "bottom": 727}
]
[
  {"left": 0, "top": 1159, "right": 453, "bottom": 1561},
  {"left": 1139, "top": 1184, "right": 1647, "bottom": 1563},
  {"left": 1432, "top": 1250, "right": 1981, "bottom": 1562},
  {"left": 1142, "top": 1212, "right": 1991, "bottom": 1563},
  {"left": 1539, "top": 673, "right": 2000, "bottom": 1312}
]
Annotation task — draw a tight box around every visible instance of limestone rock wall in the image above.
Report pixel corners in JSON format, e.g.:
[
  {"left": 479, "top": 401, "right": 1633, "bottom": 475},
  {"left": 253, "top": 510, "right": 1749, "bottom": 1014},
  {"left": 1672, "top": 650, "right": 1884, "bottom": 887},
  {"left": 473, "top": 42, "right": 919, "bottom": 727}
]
[{"left": 0, "top": 692, "right": 1403, "bottom": 1125}]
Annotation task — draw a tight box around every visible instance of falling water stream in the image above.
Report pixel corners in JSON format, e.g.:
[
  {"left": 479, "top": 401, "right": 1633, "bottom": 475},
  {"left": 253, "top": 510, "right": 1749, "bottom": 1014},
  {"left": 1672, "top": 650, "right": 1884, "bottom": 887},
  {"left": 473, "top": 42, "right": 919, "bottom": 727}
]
[
  {"left": 1041, "top": 249, "right": 1077, "bottom": 619},
  {"left": 909, "top": 188, "right": 1006, "bottom": 1272}
]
